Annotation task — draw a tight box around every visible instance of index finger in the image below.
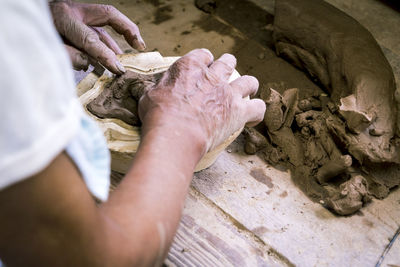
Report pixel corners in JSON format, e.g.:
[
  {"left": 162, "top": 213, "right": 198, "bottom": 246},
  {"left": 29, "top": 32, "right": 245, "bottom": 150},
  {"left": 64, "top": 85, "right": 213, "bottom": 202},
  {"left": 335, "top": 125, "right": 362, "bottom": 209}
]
[
  {"left": 78, "top": 3, "right": 146, "bottom": 51},
  {"left": 71, "top": 20, "right": 125, "bottom": 74}
]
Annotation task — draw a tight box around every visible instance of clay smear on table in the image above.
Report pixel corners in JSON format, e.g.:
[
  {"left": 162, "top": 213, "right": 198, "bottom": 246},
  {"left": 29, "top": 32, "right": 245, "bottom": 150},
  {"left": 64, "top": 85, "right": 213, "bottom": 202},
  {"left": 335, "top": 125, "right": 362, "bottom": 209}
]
[
  {"left": 245, "top": 0, "right": 400, "bottom": 215},
  {"left": 87, "top": 71, "right": 164, "bottom": 126}
]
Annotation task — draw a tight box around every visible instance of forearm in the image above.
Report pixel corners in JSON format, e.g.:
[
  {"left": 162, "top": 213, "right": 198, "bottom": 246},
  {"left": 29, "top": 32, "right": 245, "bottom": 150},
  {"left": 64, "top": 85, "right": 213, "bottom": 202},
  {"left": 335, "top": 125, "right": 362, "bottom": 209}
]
[
  {"left": 101, "top": 123, "right": 205, "bottom": 264},
  {"left": 0, "top": 126, "right": 204, "bottom": 266}
]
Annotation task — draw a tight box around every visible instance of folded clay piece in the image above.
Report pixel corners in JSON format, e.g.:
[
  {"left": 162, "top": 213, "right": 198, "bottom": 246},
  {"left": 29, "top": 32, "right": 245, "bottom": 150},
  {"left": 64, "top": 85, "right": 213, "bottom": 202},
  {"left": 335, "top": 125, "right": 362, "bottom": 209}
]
[
  {"left": 326, "top": 175, "right": 371, "bottom": 216},
  {"left": 243, "top": 127, "right": 268, "bottom": 155},
  {"left": 87, "top": 71, "right": 163, "bottom": 126},
  {"left": 248, "top": 88, "right": 377, "bottom": 215},
  {"left": 273, "top": 0, "right": 399, "bottom": 163}
]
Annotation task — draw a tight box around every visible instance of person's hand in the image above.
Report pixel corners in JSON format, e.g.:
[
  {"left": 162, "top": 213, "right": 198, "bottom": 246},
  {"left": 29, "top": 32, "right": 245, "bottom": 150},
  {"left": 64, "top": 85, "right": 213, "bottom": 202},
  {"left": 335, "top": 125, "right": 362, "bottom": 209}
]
[
  {"left": 138, "top": 49, "right": 266, "bottom": 153},
  {"left": 49, "top": 0, "right": 146, "bottom": 74}
]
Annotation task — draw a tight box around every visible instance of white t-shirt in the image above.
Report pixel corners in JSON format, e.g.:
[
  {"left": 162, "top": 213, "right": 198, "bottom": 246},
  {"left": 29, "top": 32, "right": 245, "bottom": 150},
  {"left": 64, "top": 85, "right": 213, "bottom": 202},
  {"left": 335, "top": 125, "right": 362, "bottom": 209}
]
[{"left": 0, "top": 0, "right": 110, "bottom": 201}]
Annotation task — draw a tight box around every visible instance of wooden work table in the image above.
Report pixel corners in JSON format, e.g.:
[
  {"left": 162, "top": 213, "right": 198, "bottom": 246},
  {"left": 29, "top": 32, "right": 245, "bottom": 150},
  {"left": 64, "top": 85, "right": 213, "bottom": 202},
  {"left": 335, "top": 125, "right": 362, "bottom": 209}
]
[{"left": 75, "top": 0, "right": 400, "bottom": 265}]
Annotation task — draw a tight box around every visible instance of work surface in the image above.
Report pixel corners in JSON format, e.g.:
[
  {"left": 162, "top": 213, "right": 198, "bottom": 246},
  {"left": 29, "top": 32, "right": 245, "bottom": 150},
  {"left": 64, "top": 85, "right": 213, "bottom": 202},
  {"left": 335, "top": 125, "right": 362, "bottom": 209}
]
[{"left": 75, "top": 0, "right": 400, "bottom": 266}]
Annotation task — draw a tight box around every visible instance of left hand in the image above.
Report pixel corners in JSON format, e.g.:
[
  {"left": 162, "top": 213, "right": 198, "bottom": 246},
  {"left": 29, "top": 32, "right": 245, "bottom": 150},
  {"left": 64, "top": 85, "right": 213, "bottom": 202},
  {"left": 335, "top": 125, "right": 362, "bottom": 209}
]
[{"left": 50, "top": 0, "right": 146, "bottom": 74}]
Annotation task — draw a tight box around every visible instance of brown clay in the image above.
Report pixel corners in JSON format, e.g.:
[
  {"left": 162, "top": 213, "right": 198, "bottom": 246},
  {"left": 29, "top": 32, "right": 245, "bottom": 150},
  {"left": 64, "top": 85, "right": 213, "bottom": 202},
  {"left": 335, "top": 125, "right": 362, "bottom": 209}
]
[
  {"left": 87, "top": 71, "right": 163, "bottom": 126},
  {"left": 326, "top": 175, "right": 371, "bottom": 216},
  {"left": 245, "top": 86, "right": 399, "bottom": 215},
  {"left": 316, "top": 155, "right": 352, "bottom": 184},
  {"left": 247, "top": 89, "right": 361, "bottom": 214},
  {"left": 273, "top": 0, "right": 399, "bottom": 164},
  {"left": 244, "top": 0, "right": 400, "bottom": 215},
  {"left": 243, "top": 127, "right": 268, "bottom": 155},
  {"left": 195, "top": 0, "right": 217, "bottom": 13}
]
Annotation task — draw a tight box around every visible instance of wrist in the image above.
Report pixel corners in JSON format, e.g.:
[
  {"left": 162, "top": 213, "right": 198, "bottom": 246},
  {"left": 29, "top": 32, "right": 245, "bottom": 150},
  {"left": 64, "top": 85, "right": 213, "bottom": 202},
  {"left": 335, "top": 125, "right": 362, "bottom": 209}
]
[{"left": 140, "top": 117, "right": 208, "bottom": 170}]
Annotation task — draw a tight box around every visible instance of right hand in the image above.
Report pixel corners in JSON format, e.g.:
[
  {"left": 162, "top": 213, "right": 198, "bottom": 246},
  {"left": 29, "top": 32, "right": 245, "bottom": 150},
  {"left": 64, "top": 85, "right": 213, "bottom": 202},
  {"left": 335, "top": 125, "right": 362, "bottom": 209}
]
[{"left": 138, "top": 49, "right": 266, "bottom": 153}]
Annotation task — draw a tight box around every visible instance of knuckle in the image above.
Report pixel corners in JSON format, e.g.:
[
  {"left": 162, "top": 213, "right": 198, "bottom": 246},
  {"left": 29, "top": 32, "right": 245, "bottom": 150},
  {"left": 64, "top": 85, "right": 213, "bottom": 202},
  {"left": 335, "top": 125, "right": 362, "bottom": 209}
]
[
  {"left": 99, "top": 52, "right": 116, "bottom": 65},
  {"left": 199, "top": 48, "right": 212, "bottom": 56},
  {"left": 84, "top": 31, "right": 100, "bottom": 47},
  {"left": 131, "top": 24, "right": 140, "bottom": 34},
  {"left": 50, "top": 3, "right": 73, "bottom": 29},
  {"left": 179, "top": 56, "right": 198, "bottom": 68},
  {"left": 232, "top": 99, "right": 241, "bottom": 110},
  {"left": 60, "top": 2, "right": 70, "bottom": 12},
  {"left": 200, "top": 49, "right": 213, "bottom": 61},
  {"left": 204, "top": 69, "right": 219, "bottom": 84},
  {"left": 95, "top": 27, "right": 106, "bottom": 34},
  {"left": 171, "top": 59, "right": 185, "bottom": 71},
  {"left": 185, "top": 56, "right": 199, "bottom": 66},
  {"left": 218, "top": 60, "right": 232, "bottom": 70},
  {"left": 102, "top": 4, "right": 117, "bottom": 15},
  {"left": 129, "top": 22, "right": 139, "bottom": 32},
  {"left": 244, "top": 75, "right": 258, "bottom": 84},
  {"left": 189, "top": 48, "right": 213, "bottom": 62},
  {"left": 163, "top": 61, "right": 185, "bottom": 85},
  {"left": 244, "top": 75, "right": 259, "bottom": 90},
  {"left": 51, "top": 1, "right": 70, "bottom": 11},
  {"left": 191, "top": 48, "right": 206, "bottom": 55},
  {"left": 222, "top": 53, "right": 236, "bottom": 62}
]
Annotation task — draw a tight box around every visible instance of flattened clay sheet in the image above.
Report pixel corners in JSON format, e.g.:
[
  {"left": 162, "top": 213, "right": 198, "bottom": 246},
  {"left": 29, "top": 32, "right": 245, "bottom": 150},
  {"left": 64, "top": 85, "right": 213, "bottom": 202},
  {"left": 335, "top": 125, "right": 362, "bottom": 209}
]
[{"left": 245, "top": 0, "right": 400, "bottom": 215}]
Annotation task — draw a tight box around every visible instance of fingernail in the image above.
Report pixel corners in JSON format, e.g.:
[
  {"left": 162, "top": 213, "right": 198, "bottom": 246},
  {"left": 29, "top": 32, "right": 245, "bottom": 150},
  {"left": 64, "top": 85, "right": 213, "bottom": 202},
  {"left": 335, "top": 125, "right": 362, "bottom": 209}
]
[
  {"left": 80, "top": 53, "right": 89, "bottom": 64},
  {"left": 116, "top": 60, "right": 126, "bottom": 73},
  {"left": 138, "top": 37, "right": 146, "bottom": 50},
  {"left": 140, "top": 40, "right": 146, "bottom": 50}
]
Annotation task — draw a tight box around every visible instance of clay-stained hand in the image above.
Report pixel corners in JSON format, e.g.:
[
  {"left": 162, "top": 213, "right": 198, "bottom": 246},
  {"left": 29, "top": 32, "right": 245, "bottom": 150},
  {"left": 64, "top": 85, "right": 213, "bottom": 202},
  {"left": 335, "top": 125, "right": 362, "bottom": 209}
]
[
  {"left": 139, "top": 49, "right": 266, "bottom": 153},
  {"left": 49, "top": 0, "right": 146, "bottom": 74}
]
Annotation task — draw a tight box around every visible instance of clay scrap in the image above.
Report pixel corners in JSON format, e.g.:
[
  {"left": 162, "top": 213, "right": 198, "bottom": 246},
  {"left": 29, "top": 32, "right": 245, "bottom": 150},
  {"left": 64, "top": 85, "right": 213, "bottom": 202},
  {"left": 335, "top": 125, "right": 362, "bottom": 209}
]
[
  {"left": 195, "top": 0, "right": 217, "bottom": 13},
  {"left": 245, "top": 0, "right": 400, "bottom": 215},
  {"left": 245, "top": 86, "right": 400, "bottom": 215},
  {"left": 87, "top": 71, "right": 163, "bottom": 126},
  {"left": 273, "top": 0, "right": 399, "bottom": 164}
]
